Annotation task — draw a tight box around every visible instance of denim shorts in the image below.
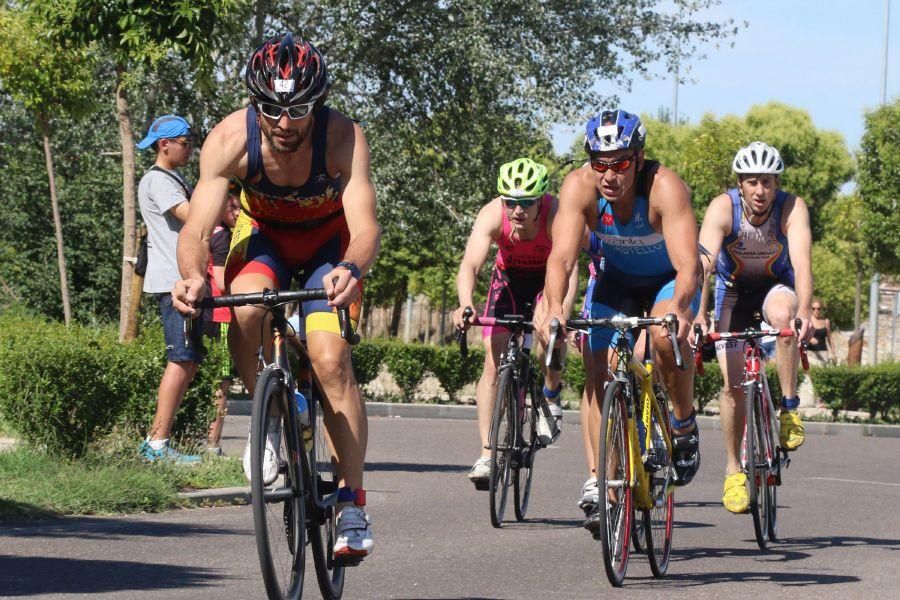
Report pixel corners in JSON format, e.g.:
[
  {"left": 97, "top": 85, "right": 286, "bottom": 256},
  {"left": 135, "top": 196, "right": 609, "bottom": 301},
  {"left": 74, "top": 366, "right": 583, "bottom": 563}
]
[{"left": 156, "top": 293, "right": 205, "bottom": 363}]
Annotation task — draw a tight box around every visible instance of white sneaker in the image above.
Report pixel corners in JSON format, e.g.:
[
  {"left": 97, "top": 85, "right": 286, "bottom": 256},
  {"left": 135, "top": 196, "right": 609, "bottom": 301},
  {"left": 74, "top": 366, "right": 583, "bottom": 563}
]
[
  {"left": 333, "top": 506, "right": 374, "bottom": 560},
  {"left": 537, "top": 401, "right": 562, "bottom": 446},
  {"left": 468, "top": 456, "right": 492, "bottom": 482},
  {"left": 242, "top": 418, "right": 281, "bottom": 486},
  {"left": 577, "top": 477, "right": 599, "bottom": 514}
]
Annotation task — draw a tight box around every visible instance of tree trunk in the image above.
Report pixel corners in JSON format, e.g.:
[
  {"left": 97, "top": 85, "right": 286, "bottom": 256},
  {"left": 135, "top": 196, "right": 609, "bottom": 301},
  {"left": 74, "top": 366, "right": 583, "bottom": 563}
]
[
  {"left": 389, "top": 283, "right": 406, "bottom": 338},
  {"left": 38, "top": 115, "right": 71, "bottom": 326},
  {"left": 116, "top": 67, "right": 138, "bottom": 342},
  {"left": 853, "top": 267, "right": 862, "bottom": 331},
  {"left": 124, "top": 224, "right": 146, "bottom": 341},
  {"left": 255, "top": 0, "right": 266, "bottom": 44}
]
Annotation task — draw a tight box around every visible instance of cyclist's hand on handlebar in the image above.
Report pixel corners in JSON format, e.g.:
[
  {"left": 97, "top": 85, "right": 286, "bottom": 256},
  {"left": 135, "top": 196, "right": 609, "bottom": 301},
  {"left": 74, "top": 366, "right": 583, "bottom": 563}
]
[
  {"left": 172, "top": 277, "right": 206, "bottom": 317},
  {"left": 532, "top": 296, "right": 563, "bottom": 347},
  {"left": 662, "top": 302, "right": 691, "bottom": 344},
  {"left": 452, "top": 306, "right": 475, "bottom": 331},
  {"left": 324, "top": 266, "right": 360, "bottom": 307},
  {"left": 794, "top": 310, "right": 813, "bottom": 343},
  {"left": 689, "top": 315, "right": 709, "bottom": 346}
]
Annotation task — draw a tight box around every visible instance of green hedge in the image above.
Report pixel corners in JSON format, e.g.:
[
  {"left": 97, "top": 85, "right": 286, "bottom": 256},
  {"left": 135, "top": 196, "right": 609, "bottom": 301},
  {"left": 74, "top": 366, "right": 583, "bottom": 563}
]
[
  {"left": 810, "top": 363, "right": 900, "bottom": 422},
  {"left": 0, "top": 315, "right": 228, "bottom": 457}
]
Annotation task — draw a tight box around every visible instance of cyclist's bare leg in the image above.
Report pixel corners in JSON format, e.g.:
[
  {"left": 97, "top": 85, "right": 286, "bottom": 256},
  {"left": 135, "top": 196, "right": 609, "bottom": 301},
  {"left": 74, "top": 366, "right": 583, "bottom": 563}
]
[
  {"left": 306, "top": 329, "right": 367, "bottom": 491},
  {"left": 649, "top": 300, "right": 696, "bottom": 434},
  {"left": 584, "top": 348, "right": 611, "bottom": 475},
  {"left": 717, "top": 349, "right": 746, "bottom": 475},
  {"left": 763, "top": 289, "right": 799, "bottom": 399},
  {"left": 534, "top": 342, "right": 565, "bottom": 400},
  {"left": 149, "top": 360, "right": 199, "bottom": 439},
  {"left": 226, "top": 272, "right": 277, "bottom": 397},
  {"left": 580, "top": 347, "right": 597, "bottom": 475},
  {"left": 476, "top": 332, "right": 510, "bottom": 458}
]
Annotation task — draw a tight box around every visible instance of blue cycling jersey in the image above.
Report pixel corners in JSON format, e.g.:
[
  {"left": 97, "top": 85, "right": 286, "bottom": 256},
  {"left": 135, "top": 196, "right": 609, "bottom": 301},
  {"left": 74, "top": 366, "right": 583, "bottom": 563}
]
[{"left": 592, "top": 162, "right": 674, "bottom": 281}]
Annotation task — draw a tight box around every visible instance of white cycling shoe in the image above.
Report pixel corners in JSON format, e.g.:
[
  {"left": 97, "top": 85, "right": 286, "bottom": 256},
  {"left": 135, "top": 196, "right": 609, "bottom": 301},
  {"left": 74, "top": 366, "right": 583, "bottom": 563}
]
[
  {"left": 333, "top": 506, "right": 374, "bottom": 560},
  {"left": 241, "top": 417, "right": 281, "bottom": 486}
]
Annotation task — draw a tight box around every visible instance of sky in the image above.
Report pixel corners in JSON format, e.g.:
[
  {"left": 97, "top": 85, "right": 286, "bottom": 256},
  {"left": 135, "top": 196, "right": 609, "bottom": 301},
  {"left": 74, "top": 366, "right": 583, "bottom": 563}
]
[{"left": 551, "top": 0, "right": 899, "bottom": 157}]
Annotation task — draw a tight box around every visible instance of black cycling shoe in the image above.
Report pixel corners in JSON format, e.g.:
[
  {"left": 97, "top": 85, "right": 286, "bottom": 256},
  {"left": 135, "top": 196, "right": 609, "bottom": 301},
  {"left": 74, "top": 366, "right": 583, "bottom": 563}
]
[
  {"left": 671, "top": 425, "right": 700, "bottom": 486},
  {"left": 583, "top": 506, "right": 602, "bottom": 539}
]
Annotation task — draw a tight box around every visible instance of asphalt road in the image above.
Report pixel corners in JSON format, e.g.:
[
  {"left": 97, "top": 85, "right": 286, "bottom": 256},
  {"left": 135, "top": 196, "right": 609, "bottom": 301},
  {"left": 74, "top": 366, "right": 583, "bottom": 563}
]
[{"left": 2, "top": 414, "right": 899, "bottom": 599}]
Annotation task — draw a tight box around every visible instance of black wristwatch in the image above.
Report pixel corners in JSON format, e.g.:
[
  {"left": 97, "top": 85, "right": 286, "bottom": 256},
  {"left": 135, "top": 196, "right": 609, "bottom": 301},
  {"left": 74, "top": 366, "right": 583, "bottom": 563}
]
[{"left": 336, "top": 261, "right": 362, "bottom": 280}]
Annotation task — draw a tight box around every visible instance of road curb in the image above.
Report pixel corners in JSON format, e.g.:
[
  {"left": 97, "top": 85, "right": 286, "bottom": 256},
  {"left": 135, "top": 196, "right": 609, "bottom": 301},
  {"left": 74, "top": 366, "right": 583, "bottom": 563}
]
[
  {"left": 225, "top": 399, "right": 900, "bottom": 438},
  {"left": 178, "top": 486, "right": 250, "bottom": 506}
]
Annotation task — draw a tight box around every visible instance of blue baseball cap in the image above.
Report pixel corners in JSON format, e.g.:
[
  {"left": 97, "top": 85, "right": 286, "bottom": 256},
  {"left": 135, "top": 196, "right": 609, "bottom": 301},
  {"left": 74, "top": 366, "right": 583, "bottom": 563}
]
[{"left": 136, "top": 115, "right": 192, "bottom": 150}]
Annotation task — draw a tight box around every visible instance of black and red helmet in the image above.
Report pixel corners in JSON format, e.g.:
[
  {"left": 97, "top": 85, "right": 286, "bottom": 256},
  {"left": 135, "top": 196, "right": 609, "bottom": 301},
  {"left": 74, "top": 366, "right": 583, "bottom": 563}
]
[{"left": 244, "top": 32, "right": 329, "bottom": 106}]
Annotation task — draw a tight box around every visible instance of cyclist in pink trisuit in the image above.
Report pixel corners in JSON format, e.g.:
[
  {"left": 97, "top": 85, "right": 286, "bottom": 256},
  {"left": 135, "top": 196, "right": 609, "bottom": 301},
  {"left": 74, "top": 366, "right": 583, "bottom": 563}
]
[{"left": 453, "top": 158, "right": 578, "bottom": 487}]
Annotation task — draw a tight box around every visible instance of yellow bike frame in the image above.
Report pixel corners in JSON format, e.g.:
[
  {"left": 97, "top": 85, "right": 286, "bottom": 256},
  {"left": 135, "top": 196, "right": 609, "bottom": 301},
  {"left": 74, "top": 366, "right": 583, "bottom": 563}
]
[{"left": 619, "top": 355, "right": 674, "bottom": 511}]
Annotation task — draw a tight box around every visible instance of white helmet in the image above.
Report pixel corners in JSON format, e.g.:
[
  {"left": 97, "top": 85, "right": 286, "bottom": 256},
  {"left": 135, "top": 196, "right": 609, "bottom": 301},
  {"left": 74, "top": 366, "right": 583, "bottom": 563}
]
[{"left": 732, "top": 141, "right": 784, "bottom": 175}]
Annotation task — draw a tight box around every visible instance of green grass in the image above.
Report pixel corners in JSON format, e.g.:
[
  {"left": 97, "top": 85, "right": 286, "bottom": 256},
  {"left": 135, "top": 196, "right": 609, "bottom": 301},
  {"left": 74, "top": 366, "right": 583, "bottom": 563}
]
[{"left": 0, "top": 448, "right": 246, "bottom": 519}]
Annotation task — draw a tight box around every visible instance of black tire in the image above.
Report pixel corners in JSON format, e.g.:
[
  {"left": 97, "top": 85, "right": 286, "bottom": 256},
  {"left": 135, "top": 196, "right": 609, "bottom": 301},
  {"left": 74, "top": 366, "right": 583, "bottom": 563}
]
[
  {"left": 598, "top": 379, "right": 632, "bottom": 587},
  {"left": 762, "top": 384, "right": 779, "bottom": 542},
  {"left": 251, "top": 366, "right": 305, "bottom": 600},
  {"left": 644, "top": 387, "right": 674, "bottom": 577},
  {"left": 746, "top": 384, "right": 769, "bottom": 550},
  {"left": 514, "top": 376, "right": 538, "bottom": 521},
  {"left": 489, "top": 367, "right": 515, "bottom": 528},
  {"left": 307, "top": 382, "right": 345, "bottom": 600}
]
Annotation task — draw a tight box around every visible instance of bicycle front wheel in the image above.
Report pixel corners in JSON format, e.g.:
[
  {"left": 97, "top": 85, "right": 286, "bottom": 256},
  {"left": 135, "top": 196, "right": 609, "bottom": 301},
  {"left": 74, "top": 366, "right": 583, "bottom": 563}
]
[
  {"left": 489, "top": 367, "right": 515, "bottom": 528},
  {"left": 251, "top": 367, "right": 305, "bottom": 600},
  {"left": 514, "top": 376, "right": 538, "bottom": 521},
  {"left": 763, "top": 385, "right": 780, "bottom": 541},
  {"left": 307, "top": 386, "right": 345, "bottom": 599},
  {"left": 598, "top": 379, "right": 632, "bottom": 587},
  {"left": 745, "top": 384, "right": 770, "bottom": 550},
  {"left": 644, "top": 387, "right": 674, "bottom": 577}
]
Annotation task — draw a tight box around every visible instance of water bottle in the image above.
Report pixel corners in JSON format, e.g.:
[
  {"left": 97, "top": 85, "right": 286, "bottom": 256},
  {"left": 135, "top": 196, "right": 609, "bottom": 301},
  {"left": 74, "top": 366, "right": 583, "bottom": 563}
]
[{"left": 294, "top": 390, "right": 313, "bottom": 451}]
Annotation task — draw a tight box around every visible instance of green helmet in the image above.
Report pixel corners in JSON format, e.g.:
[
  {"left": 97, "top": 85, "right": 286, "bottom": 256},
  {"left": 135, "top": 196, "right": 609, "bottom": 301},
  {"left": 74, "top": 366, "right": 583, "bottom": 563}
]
[{"left": 497, "top": 158, "right": 549, "bottom": 198}]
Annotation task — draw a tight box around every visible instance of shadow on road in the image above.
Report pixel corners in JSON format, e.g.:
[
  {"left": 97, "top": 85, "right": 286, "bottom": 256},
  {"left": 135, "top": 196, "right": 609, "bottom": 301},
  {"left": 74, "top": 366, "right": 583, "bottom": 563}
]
[
  {"left": 0, "top": 514, "right": 241, "bottom": 541},
  {"left": 502, "top": 516, "right": 584, "bottom": 530},
  {"left": 0, "top": 555, "right": 223, "bottom": 596},
  {"left": 366, "top": 461, "right": 468, "bottom": 473}
]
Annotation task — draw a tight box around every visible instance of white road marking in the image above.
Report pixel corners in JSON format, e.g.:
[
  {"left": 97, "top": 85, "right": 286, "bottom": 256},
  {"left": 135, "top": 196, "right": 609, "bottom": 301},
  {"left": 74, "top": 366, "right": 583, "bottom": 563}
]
[{"left": 805, "top": 477, "right": 900, "bottom": 487}]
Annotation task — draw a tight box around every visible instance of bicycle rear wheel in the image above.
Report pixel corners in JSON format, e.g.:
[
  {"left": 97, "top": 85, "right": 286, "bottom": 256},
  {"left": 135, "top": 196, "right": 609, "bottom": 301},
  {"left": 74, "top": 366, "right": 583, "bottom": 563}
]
[
  {"left": 745, "top": 384, "right": 770, "bottom": 550},
  {"left": 489, "top": 367, "right": 515, "bottom": 528},
  {"left": 307, "top": 382, "right": 346, "bottom": 599},
  {"left": 598, "top": 379, "right": 632, "bottom": 587},
  {"left": 251, "top": 367, "right": 305, "bottom": 600},
  {"left": 514, "top": 377, "right": 538, "bottom": 521},
  {"left": 644, "top": 387, "right": 674, "bottom": 577}
]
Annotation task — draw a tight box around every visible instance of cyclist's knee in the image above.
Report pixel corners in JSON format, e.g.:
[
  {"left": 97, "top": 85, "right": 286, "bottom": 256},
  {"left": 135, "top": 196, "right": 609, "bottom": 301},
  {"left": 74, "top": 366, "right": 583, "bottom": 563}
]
[{"left": 311, "top": 346, "right": 353, "bottom": 385}]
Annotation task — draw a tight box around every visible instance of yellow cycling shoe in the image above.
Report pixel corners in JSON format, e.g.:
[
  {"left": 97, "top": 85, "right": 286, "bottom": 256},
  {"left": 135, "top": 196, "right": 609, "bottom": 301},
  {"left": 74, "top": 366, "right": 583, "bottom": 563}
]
[
  {"left": 780, "top": 410, "right": 805, "bottom": 451},
  {"left": 723, "top": 472, "right": 750, "bottom": 514}
]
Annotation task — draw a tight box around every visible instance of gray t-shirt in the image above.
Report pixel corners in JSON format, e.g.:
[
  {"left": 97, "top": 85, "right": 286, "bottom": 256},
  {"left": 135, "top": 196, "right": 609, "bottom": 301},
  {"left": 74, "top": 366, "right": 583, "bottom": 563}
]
[{"left": 137, "top": 167, "right": 193, "bottom": 293}]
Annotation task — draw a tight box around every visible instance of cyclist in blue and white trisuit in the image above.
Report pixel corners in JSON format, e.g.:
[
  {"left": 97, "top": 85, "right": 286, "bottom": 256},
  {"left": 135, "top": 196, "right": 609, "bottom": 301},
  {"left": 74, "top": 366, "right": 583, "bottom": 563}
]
[
  {"left": 693, "top": 141, "right": 814, "bottom": 515},
  {"left": 534, "top": 110, "right": 702, "bottom": 533}
]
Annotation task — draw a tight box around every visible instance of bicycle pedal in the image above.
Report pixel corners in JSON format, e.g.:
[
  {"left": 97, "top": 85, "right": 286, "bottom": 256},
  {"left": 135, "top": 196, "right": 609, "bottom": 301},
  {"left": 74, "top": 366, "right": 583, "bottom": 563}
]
[
  {"left": 472, "top": 479, "right": 489, "bottom": 491},
  {"left": 333, "top": 555, "right": 364, "bottom": 568}
]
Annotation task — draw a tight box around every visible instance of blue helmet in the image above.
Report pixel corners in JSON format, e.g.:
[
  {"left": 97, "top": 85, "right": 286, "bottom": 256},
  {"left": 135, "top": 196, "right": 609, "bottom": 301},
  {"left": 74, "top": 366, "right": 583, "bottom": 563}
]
[{"left": 583, "top": 110, "right": 646, "bottom": 155}]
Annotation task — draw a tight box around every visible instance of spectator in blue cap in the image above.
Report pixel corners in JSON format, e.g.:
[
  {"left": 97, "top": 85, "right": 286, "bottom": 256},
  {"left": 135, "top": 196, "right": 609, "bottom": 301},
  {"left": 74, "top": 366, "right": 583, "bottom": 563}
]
[{"left": 136, "top": 114, "right": 201, "bottom": 462}]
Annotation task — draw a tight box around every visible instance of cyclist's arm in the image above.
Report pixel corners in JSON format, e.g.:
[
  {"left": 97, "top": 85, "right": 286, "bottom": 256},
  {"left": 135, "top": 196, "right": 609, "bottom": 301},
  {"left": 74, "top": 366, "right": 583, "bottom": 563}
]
[
  {"left": 169, "top": 201, "right": 191, "bottom": 223},
  {"left": 784, "top": 194, "right": 814, "bottom": 339},
  {"left": 456, "top": 199, "right": 501, "bottom": 310},
  {"left": 654, "top": 170, "right": 699, "bottom": 315},
  {"left": 174, "top": 117, "right": 243, "bottom": 314},
  {"left": 545, "top": 171, "right": 590, "bottom": 314},
  {"left": 335, "top": 120, "right": 380, "bottom": 278},
  {"left": 695, "top": 193, "right": 731, "bottom": 327},
  {"left": 548, "top": 195, "right": 581, "bottom": 317}
]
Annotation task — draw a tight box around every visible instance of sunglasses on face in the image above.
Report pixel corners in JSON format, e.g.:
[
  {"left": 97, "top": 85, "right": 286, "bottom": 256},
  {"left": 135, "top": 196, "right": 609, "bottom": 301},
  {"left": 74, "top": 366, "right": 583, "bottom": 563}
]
[
  {"left": 812, "top": 306, "right": 823, "bottom": 310},
  {"left": 502, "top": 197, "right": 539, "bottom": 209},
  {"left": 590, "top": 154, "right": 635, "bottom": 174},
  {"left": 256, "top": 100, "right": 316, "bottom": 120},
  {"left": 167, "top": 138, "right": 193, "bottom": 147}
]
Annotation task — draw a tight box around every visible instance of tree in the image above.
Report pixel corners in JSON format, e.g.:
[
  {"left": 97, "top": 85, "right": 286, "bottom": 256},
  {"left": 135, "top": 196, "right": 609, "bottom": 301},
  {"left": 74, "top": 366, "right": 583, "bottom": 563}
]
[
  {"left": 817, "top": 194, "right": 872, "bottom": 329},
  {"left": 34, "top": 0, "right": 246, "bottom": 340},
  {"left": 0, "top": 6, "right": 96, "bottom": 325},
  {"left": 858, "top": 100, "right": 900, "bottom": 275}
]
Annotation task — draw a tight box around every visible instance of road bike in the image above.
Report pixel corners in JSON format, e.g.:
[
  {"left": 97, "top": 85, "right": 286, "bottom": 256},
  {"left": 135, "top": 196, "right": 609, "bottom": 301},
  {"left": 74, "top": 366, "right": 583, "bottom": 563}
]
[
  {"left": 193, "top": 288, "right": 360, "bottom": 600},
  {"left": 549, "top": 313, "right": 684, "bottom": 586},
  {"left": 693, "top": 318, "right": 808, "bottom": 550},
  {"left": 458, "top": 308, "right": 552, "bottom": 528}
]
